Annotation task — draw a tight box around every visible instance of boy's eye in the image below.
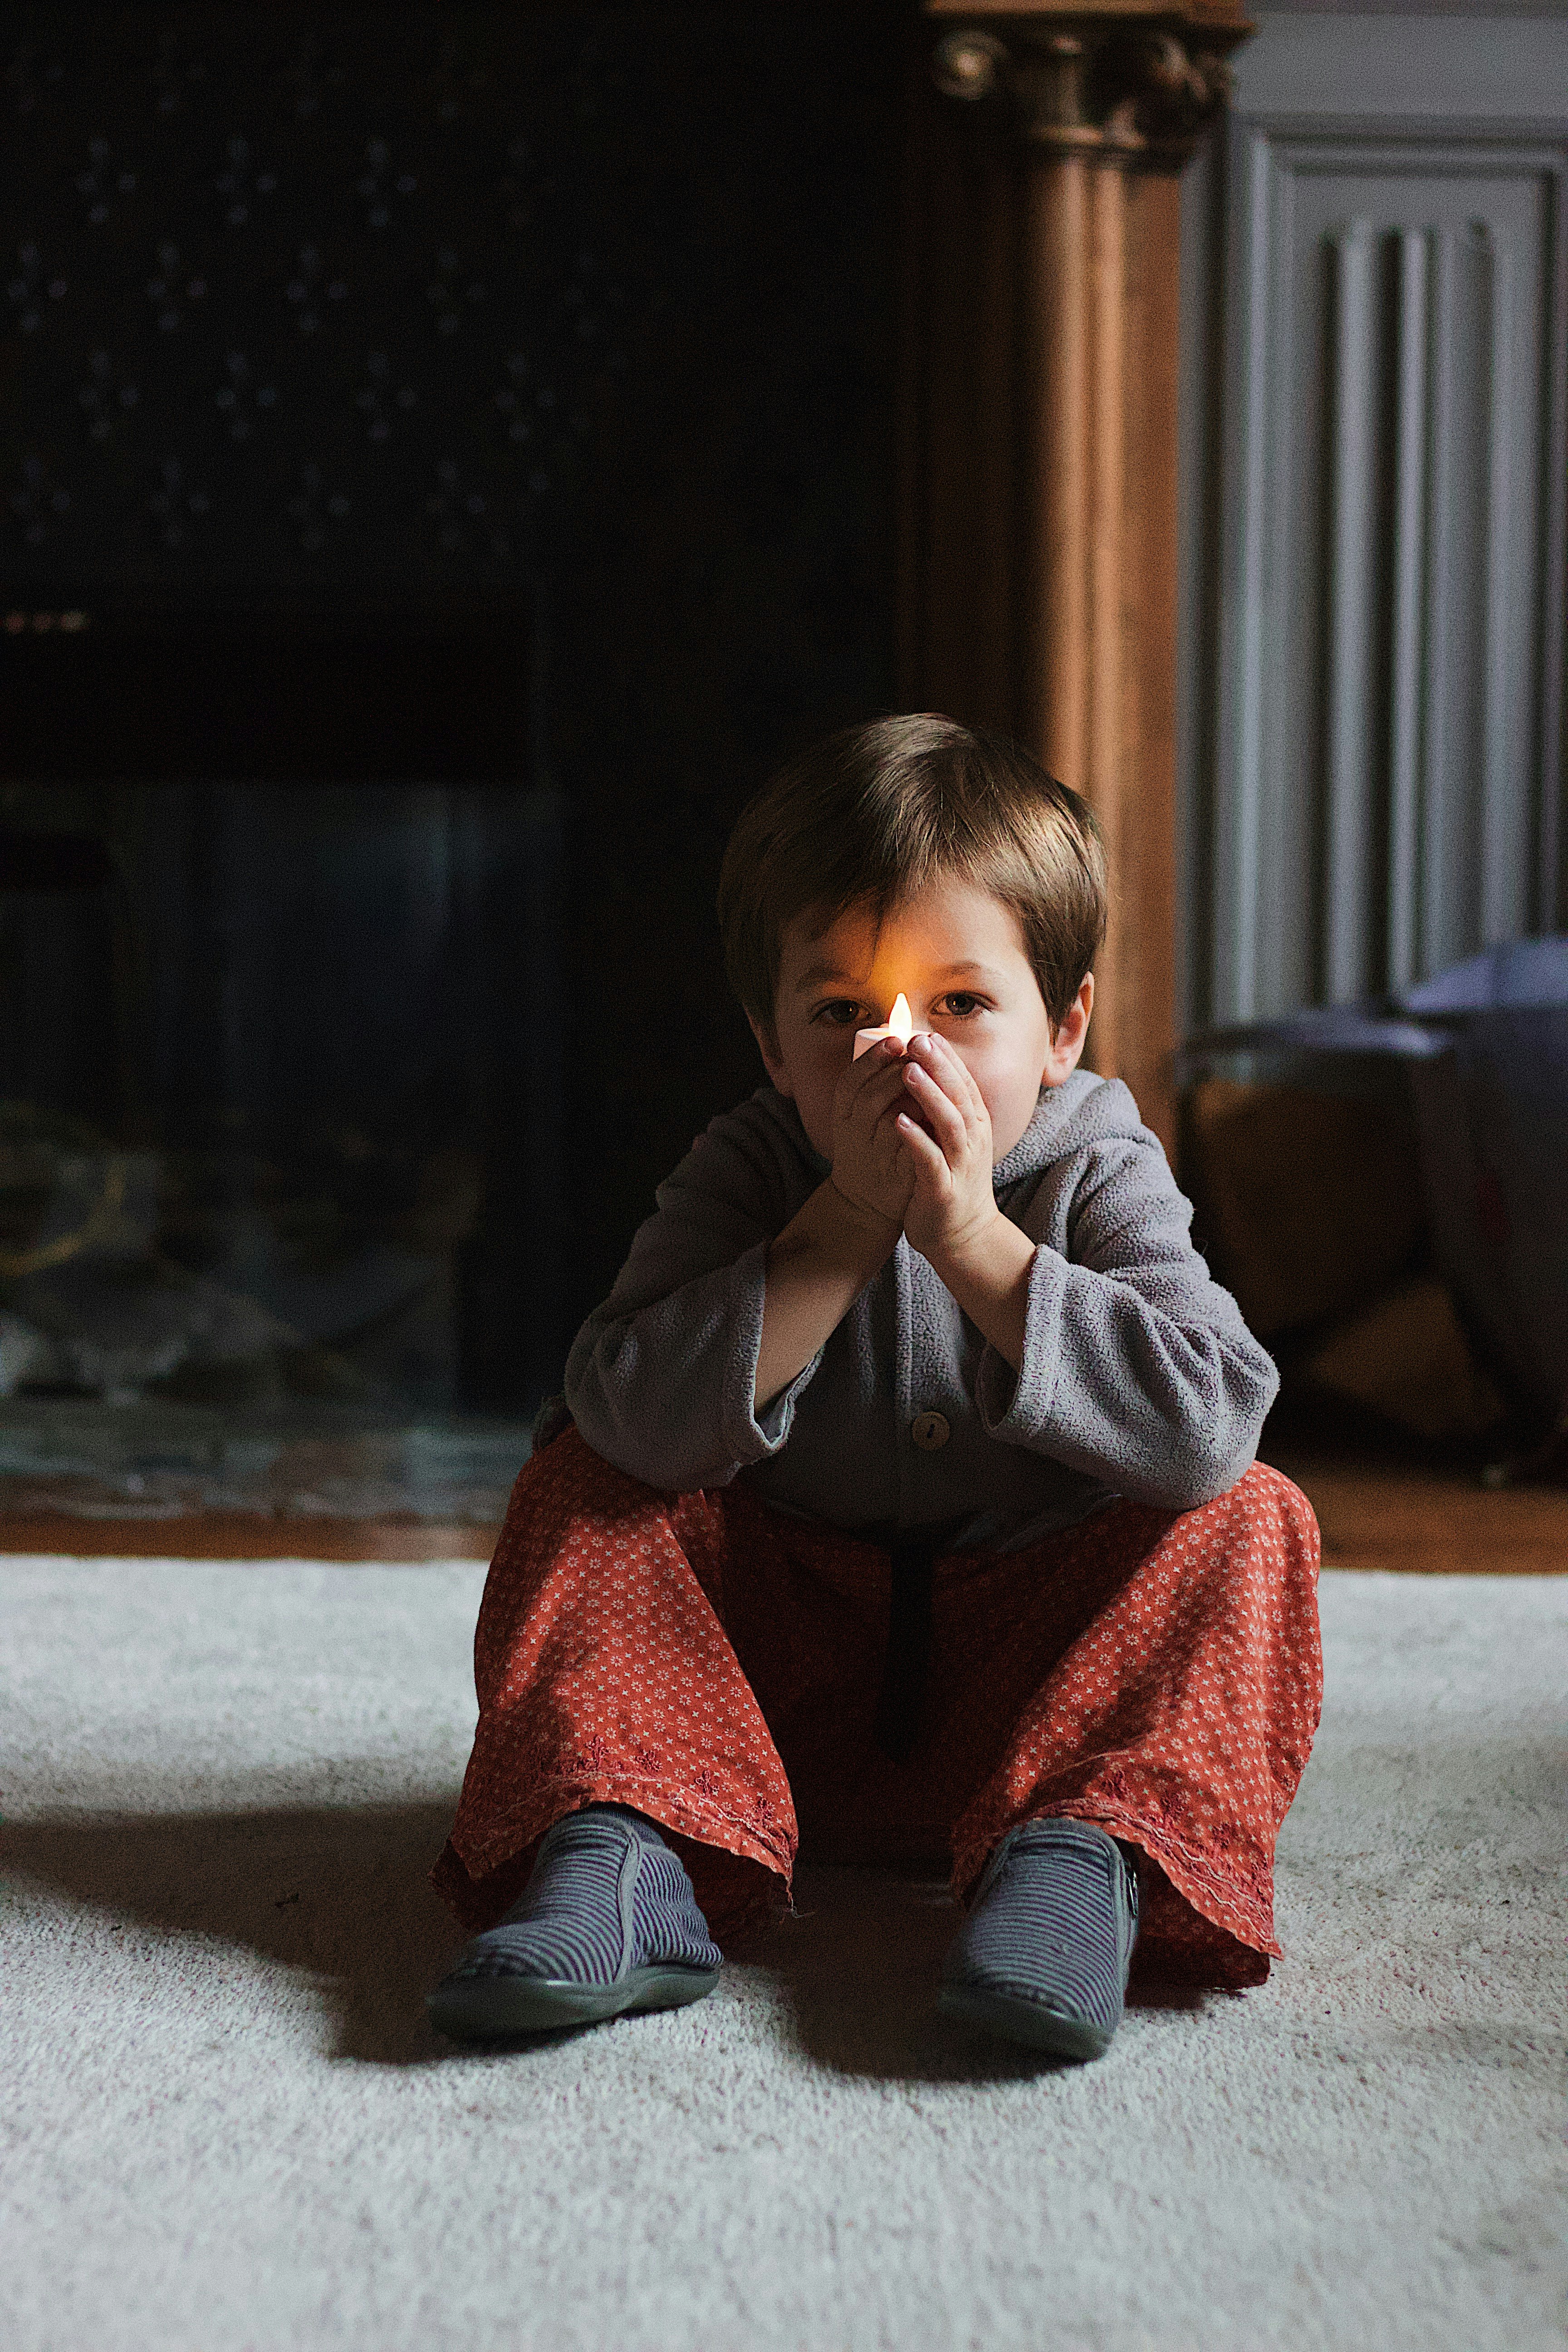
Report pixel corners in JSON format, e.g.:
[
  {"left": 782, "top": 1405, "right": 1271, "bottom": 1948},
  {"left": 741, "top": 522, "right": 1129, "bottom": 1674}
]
[
  {"left": 941, "top": 992, "right": 984, "bottom": 1018},
  {"left": 814, "top": 1000, "right": 862, "bottom": 1029}
]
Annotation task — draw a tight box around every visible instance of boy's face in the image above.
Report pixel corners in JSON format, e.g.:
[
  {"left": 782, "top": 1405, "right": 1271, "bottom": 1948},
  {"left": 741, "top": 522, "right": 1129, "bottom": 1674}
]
[{"left": 752, "top": 875, "right": 1093, "bottom": 1165}]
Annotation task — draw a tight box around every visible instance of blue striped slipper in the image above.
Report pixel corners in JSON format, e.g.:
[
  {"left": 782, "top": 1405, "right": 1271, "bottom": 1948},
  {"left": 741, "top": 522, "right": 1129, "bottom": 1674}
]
[
  {"left": 427, "top": 1805, "right": 722, "bottom": 2040},
  {"left": 938, "top": 1819, "right": 1139, "bottom": 2062}
]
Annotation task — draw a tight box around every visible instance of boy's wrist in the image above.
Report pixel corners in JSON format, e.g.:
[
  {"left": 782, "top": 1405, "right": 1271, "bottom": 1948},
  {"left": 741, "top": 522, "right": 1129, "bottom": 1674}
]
[
  {"left": 926, "top": 1209, "right": 1036, "bottom": 1318},
  {"left": 821, "top": 1176, "right": 903, "bottom": 1257},
  {"left": 757, "top": 1179, "right": 898, "bottom": 1415},
  {"left": 924, "top": 1201, "right": 1001, "bottom": 1280},
  {"left": 769, "top": 1177, "right": 901, "bottom": 1283}
]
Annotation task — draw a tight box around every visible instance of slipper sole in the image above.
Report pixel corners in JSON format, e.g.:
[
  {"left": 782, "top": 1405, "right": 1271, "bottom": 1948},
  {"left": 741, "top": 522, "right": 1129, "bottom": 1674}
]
[
  {"left": 936, "top": 1979, "right": 1114, "bottom": 2062},
  {"left": 427, "top": 1963, "right": 719, "bottom": 2041}
]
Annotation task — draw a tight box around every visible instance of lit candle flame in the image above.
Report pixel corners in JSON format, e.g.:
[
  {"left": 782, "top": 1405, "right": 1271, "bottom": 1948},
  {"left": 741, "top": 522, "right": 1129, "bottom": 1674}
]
[{"left": 853, "top": 992, "right": 916, "bottom": 1059}]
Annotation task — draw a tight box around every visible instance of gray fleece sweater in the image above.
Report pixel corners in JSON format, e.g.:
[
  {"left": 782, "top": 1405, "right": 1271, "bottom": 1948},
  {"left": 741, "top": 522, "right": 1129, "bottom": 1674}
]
[{"left": 564, "top": 1071, "right": 1278, "bottom": 1550}]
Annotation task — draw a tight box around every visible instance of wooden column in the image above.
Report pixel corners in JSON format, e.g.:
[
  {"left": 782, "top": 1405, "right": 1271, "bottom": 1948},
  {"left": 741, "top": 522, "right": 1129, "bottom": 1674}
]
[{"left": 900, "top": 1, "right": 1249, "bottom": 1149}]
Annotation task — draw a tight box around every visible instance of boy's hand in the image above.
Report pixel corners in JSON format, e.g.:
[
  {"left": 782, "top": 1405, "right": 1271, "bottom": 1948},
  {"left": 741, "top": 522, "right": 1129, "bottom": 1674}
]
[
  {"left": 827, "top": 1035, "right": 918, "bottom": 1233},
  {"left": 895, "top": 1032, "right": 1003, "bottom": 1269}
]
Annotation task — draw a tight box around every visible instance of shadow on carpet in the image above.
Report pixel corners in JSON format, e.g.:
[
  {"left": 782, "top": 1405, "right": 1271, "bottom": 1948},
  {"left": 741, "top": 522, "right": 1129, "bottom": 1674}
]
[
  {"left": 745, "top": 1862, "right": 1210, "bottom": 2085},
  {"left": 8, "top": 1812, "right": 1214, "bottom": 2081},
  {"left": 7, "top": 1803, "right": 466, "bottom": 2068}
]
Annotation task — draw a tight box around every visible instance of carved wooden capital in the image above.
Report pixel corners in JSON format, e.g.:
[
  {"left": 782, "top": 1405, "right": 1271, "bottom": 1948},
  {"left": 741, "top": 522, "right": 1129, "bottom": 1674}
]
[{"left": 928, "top": 8, "right": 1249, "bottom": 166}]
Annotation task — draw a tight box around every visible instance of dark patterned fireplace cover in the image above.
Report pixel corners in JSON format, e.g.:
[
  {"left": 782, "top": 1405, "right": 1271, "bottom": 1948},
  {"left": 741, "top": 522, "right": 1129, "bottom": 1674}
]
[{"left": 0, "top": 2, "right": 902, "bottom": 1508}]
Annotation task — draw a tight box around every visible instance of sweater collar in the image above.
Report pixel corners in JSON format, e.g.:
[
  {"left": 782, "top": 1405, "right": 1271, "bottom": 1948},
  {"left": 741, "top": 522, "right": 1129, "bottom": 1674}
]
[{"left": 991, "top": 1072, "right": 1106, "bottom": 1186}]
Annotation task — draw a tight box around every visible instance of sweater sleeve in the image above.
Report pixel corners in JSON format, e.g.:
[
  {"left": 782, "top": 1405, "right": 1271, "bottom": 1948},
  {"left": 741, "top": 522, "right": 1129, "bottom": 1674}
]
[
  {"left": 974, "top": 1133, "right": 1278, "bottom": 1508},
  {"left": 563, "top": 1109, "right": 823, "bottom": 1491}
]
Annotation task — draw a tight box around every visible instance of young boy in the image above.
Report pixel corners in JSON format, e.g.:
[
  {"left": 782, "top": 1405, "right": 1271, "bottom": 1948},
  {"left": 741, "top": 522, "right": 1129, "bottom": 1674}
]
[{"left": 428, "top": 715, "right": 1321, "bottom": 2062}]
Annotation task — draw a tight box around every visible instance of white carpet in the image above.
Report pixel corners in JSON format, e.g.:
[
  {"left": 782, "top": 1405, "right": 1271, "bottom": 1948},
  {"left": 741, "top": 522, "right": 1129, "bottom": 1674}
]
[{"left": 2, "top": 1557, "right": 1563, "bottom": 2352}]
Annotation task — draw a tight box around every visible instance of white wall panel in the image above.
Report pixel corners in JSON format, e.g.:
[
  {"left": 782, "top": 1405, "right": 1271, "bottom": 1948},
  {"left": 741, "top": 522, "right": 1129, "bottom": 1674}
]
[{"left": 1186, "top": 18, "right": 1568, "bottom": 1024}]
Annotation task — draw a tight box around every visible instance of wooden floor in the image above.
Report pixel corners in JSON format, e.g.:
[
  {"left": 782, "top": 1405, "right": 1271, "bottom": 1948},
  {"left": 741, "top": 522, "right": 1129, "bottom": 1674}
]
[
  {"left": 1266, "top": 1454, "right": 1568, "bottom": 1575},
  {"left": 0, "top": 1510, "right": 498, "bottom": 1561},
  {"left": 1, "top": 1457, "right": 1564, "bottom": 1569}
]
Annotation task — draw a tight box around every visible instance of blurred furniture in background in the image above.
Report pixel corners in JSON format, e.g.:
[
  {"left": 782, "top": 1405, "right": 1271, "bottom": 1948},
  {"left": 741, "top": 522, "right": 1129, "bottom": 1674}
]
[{"left": 1181, "top": 942, "right": 1568, "bottom": 1529}]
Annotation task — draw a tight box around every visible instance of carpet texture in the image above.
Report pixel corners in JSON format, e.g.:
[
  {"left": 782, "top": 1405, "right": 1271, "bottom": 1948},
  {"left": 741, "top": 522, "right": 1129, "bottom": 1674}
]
[{"left": 2, "top": 1556, "right": 1563, "bottom": 2352}]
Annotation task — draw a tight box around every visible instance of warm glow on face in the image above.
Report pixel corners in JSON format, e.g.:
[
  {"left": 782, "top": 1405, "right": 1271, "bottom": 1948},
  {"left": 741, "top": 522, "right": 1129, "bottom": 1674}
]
[{"left": 757, "top": 876, "right": 1084, "bottom": 1165}]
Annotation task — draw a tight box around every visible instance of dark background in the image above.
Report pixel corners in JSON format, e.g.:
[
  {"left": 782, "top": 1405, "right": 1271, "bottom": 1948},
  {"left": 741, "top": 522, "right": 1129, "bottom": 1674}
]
[{"left": 0, "top": 1, "right": 905, "bottom": 1408}]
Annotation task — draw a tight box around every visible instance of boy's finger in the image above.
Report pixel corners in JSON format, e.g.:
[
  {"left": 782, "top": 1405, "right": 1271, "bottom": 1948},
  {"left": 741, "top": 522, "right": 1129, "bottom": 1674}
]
[
  {"left": 841, "top": 1045, "right": 912, "bottom": 1115},
  {"left": 906, "top": 1034, "right": 986, "bottom": 1127},
  {"left": 895, "top": 1113, "right": 948, "bottom": 1180},
  {"left": 862, "top": 1036, "right": 911, "bottom": 1082},
  {"left": 839, "top": 1034, "right": 901, "bottom": 1090},
  {"left": 907, "top": 1039, "right": 982, "bottom": 1129},
  {"left": 901, "top": 1060, "right": 967, "bottom": 1156}
]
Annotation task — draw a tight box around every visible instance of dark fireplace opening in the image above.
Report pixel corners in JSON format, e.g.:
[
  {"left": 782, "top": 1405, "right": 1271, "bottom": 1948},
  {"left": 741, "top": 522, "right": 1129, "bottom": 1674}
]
[{"left": 1, "top": 612, "right": 559, "bottom": 1523}]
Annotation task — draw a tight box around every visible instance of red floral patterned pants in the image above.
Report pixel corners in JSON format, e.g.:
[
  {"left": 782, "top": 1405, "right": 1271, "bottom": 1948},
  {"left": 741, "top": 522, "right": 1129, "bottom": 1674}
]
[{"left": 432, "top": 1429, "right": 1323, "bottom": 1985}]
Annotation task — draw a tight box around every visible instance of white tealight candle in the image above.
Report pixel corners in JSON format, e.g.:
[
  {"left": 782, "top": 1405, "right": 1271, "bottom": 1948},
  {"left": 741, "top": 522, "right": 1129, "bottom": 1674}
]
[{"left": 853, "top": 992, "right": 914, "bottom": 1060}]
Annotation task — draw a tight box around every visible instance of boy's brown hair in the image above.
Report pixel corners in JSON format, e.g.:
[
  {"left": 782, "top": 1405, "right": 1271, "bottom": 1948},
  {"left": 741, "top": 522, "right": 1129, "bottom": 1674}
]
[{"left": 718, "top": 714, "right": 1107, "bottom": 1041}]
